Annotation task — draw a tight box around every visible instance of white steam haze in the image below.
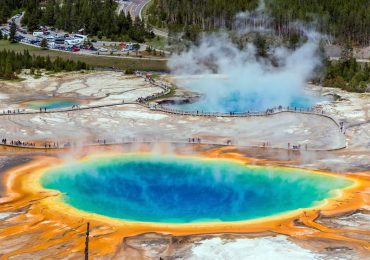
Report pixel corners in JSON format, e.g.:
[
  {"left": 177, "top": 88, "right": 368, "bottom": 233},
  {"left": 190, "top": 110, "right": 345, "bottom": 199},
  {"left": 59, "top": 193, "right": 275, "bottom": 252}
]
[
  {"left": 168, "top": 8, "right": 324, "bottom": 112},
  {"left": 189, "top": 236, "right": 323, "bottom": 260}
]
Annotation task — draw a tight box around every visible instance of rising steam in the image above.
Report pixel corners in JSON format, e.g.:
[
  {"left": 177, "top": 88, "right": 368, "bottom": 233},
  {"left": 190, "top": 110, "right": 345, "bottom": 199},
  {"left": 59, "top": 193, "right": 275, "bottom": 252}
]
[{"left": 168, "top": 7, "right": 324, "bottom": 112}]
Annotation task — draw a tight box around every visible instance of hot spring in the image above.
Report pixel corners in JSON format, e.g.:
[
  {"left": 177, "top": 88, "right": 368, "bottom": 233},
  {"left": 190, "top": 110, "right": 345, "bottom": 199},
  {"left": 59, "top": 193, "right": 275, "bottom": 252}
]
[
  {"left": 166, "top": 94, "right": 321, "bottom": 113},
  {"left": 164, "top": 77, "right": 329, "bottom": 113},
  {"left": 22, "top": 98, "right": 82, "bottom": 110},
  {"left": 41, "top": 155, "right": 352, "bottom": 223}
]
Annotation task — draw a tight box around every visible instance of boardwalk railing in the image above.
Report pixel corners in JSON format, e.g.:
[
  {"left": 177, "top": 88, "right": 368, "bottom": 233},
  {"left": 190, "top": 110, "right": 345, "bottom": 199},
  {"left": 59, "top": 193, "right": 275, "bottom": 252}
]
[
  {"left": 1, "top": 75, "right": 340, "bottom": 127},
  {"left": 0, "top": 138, "right": 347, "bottom": 152},
  {"left": 1, "top": 76, "right": 342, "bottom": 138},
  {"left": 149, "top": 105, "right": 342, "bottom": 128}
]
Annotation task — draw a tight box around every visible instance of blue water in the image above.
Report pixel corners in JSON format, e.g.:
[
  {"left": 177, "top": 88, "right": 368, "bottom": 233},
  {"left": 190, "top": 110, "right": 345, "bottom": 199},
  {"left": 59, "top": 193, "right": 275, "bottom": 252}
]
[
  {"left": 41, "top": 155, "right": 351, "bottom": 223},
  {"left": 166, "top": 92, "right": 325, "bottom": 113},
  {"left": 24, "top": 99, "right": 81, "bottom": 109},
  {"left": 169, "top": 95, "right": 316, "bottom": 113}
]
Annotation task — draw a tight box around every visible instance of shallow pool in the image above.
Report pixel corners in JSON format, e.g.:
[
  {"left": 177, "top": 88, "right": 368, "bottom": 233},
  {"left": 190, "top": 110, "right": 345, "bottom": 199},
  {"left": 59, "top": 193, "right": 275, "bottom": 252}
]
[{"left": 22, "top": 98, "right": 81, "bottom": 110}]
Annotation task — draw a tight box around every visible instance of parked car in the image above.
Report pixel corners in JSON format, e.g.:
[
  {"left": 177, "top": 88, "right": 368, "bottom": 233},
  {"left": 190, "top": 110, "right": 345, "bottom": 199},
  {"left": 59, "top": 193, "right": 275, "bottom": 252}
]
[
  {"left": 98, "top": 47, "right": 108, "bottom": 52},
  {"left": 14, "top": 35, "right": 25, "bottom": 41},
  {"left": 71, "top": 46, "right": 80, "bottom": 52},
  {"left": 30, "top": 39, "right": 40, "bottom": 45},
  {"left": 33, "top": 31, "right": 44, "bottom": 37},
  {"left": 46, "top": 35, "right": 55, "bottom": 42},
  {"left": 1, "top": 28, "right": 9, "bottom": 36},
  {"left": 54, "top": 38, "right": 65, "bottom": 45}
]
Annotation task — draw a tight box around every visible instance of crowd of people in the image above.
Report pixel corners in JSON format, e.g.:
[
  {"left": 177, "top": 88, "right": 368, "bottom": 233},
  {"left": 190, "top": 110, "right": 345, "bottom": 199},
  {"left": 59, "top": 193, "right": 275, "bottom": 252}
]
[
  {"left": 1, "top": 138, "right": 36, "bottom": 147},
  {"left": 137, "top": 75, "right": 171, "bottom": 104},
  {"left": 188, "top": 137, "right": 201, "bottom": 144},
  {"left": 288, "top": 142, "right": 309, "bottom": 151},
  {"left": 1, "top": 104, "right": 84, "bottom": 117},
  {"left": 0, "top": 137, "right": 65, "bottom": 148},
  {"left": 137, "top": 89, "right": 167, "bottom": 104},
  {"left": 2, "top": 108, "right": 26, "bottom": 114},
  {"left": 155, "top": 105, "right": 323, "bottom": 118}
]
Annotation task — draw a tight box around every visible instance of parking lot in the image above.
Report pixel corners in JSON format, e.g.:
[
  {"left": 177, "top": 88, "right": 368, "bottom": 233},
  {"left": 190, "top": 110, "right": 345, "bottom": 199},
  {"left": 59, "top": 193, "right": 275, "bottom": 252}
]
[{"left": 1, "top": 12, "right": 151, "bottom": 57}]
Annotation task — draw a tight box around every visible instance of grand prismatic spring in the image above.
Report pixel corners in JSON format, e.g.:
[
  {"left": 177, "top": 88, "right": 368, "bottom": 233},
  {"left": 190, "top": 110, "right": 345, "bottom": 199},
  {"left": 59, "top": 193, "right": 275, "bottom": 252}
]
[
  {"left": 0, "top": 145, "right": 369, "bottom": 259},
  {"left": 41, "top": 154, "right": 352, "bottom": 223}
]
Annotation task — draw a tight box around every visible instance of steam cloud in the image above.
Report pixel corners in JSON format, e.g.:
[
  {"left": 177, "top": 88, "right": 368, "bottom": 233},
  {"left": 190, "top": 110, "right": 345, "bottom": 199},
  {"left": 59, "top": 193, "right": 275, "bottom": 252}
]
[{"left": 168, "top": 9, "right": 323, "bottom": 113}]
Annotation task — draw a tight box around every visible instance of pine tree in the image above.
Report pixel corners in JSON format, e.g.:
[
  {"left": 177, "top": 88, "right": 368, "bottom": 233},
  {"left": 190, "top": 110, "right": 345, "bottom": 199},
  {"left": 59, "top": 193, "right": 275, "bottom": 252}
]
[
  {"left": 254, "top": 34, "right": 268, "bottom": 58},
  {"left": 4, "top": 54, "right": 15, "bottom": 79},
  {"left": 43, "top": 0, "right": 55, "bottom": 26},
  {"left": 340, "top": 41, "right": 353, "bottom": 63},
  {"left": 40, "top": 38, "right": 48, "bottom": 49},
  {"left": 9, "top": 21, "right": 17, "bottom": 43}
]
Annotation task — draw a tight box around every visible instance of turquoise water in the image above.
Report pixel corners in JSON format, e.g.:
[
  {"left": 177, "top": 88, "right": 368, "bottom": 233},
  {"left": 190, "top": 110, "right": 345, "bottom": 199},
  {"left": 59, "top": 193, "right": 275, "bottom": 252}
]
[
  {"left": 24, "top": 99, "right": 81, "bottom": 109},
  {"left": 41, "top": 155, "right": 352, "bottom": 223},
  {"left": 166, "top": 93, "right": 326, "bottom": 113},
  {"left": 168, "top": 95, "right": 315, "bottom": 113}
]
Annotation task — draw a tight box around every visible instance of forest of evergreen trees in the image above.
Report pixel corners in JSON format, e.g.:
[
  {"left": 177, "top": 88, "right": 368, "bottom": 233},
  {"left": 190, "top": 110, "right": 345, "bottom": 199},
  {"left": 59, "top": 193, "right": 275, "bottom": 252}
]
[
  {"left": 0, "top": 50, "right": 89, "bottom": 80},
  {"left": 324, "top": 59, "right": 370, "bottom": 93},
  {"left": 148, "top": 0, "right": 370, "bottom": 46},
  {"left": 0, "top": 0, "right": 22, "bottom": 24},
  {"left": 1, "top": 0, "right": 154, "bottom": 42},
  {"left": 2, "top": 0, "right": 369, "bottom": 45}
]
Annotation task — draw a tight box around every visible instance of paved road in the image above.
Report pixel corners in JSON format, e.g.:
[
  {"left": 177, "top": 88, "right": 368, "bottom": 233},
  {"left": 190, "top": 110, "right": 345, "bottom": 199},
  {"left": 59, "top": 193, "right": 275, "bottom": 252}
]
[
  {"left": 119, "top": 0, "right": 169, "bottom": 38},
  {"left": 119, "top": 0, "right": 150, "bottom": 18}
]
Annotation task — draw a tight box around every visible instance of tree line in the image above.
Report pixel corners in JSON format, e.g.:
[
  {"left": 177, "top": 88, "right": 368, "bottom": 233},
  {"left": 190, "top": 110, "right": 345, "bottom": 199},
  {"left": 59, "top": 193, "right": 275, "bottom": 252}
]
[
  {"left": 2, "top": 0, "right": 154, "bottom": 43},
  {"left": 0, "top": 0, "right": 22, "bottom": 24},
  {"left": 323, "top": 59, "right": 370, "bottom": 93},
  {"left": 147, "top": 0, "right": 370, "bottom": 46},
  {"left": 0, "top": 50, "right": 89, "bottom": 80}
]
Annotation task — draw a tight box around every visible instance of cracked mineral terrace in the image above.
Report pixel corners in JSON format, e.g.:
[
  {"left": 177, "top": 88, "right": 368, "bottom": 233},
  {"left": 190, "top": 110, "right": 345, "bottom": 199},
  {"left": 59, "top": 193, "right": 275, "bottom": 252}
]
[{"left": 0, "top": 71, "right": 369, "bottom": 259}]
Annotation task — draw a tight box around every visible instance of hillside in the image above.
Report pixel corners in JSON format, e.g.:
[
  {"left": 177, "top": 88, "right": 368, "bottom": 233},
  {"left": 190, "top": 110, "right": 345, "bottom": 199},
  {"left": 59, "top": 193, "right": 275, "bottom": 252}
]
[{"left": 147, "top": 0, "right": 370, "bottom": 46}]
